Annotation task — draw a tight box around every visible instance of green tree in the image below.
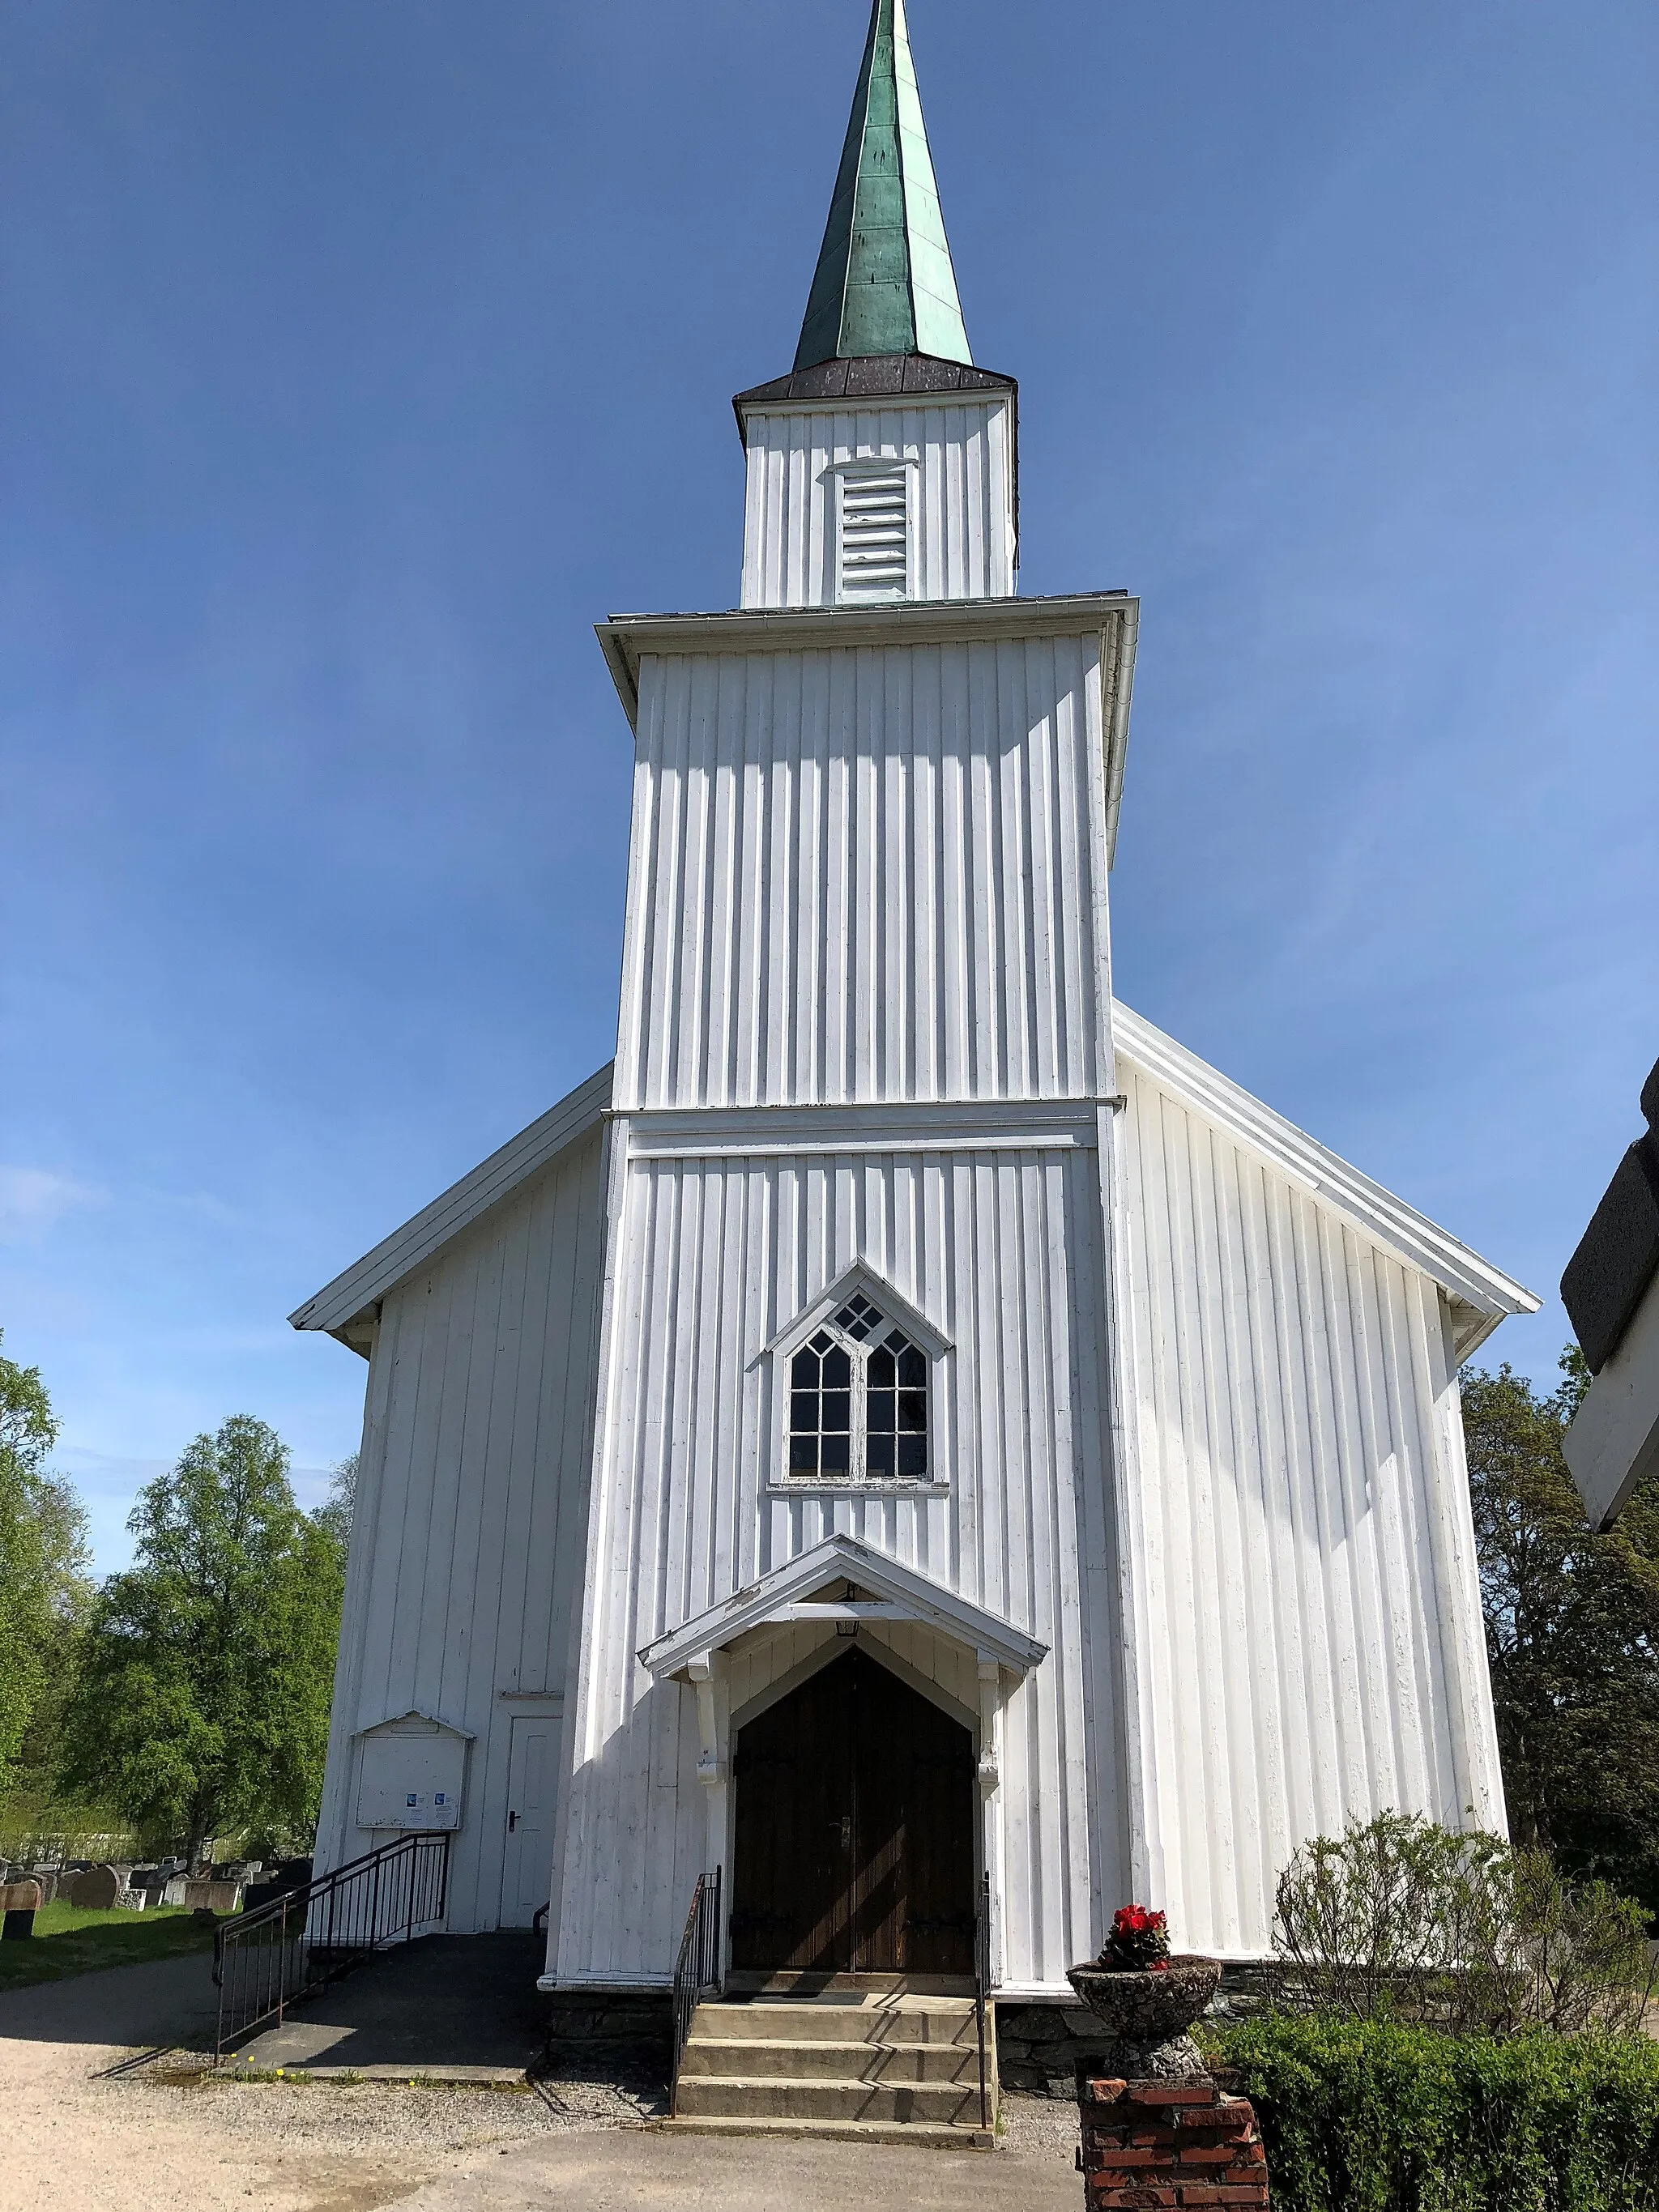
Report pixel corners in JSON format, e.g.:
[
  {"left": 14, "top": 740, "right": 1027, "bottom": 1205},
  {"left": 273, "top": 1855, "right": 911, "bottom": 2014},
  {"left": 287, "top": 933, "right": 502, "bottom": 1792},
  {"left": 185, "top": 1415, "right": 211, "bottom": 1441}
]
[
  {"left": 0, "top": 1333, "right": 92, "bottom": 1791},
  {"left": 1462, "top": 1349, "right": 1659, "bottom": 1915},
  {"left": 58, "top": 1416, "right": 345, "bottom": 1860},
  {"left": 313, "top": 1451, "right": 357, "bottom": 1558}
]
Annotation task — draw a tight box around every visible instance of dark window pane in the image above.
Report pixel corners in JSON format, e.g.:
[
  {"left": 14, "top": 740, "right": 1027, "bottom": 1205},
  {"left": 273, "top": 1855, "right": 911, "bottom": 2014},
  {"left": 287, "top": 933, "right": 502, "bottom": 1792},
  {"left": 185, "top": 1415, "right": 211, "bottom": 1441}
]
[
  {"left": 898, "top": 1434, "right": 928, "bottom": 1477},
  {"left": 868, "top": 1391, "right": 896, "bottom": 1434},
  {"left": 823, "top": 1346, "right": 851, "bottom": 1390},
  {"left": 867, "top": 1434, "right": 896, "bottom": 1477},
  {"left": 790, "top": 1392, "right": 819, "bottom": 1432},
  {"left": 821, "top": 1431, "right": 851, "bottom": 1473},
  {"left": 789, "top": 1434, "right": 819, "bottom": 1473},
  {"left": 898, "top": 1391, "right": 927, "bottom": 1431},
  {"left": 834, "top": 1295, "right": 883, "bottom": 1340},
  {"left": 821, "top": 1392, "right": 851, "bottom": 1434},
  {"left": 897, "top": 1347, "right": 928, "bottom": 1388},
  {"left": 791, "top": 1346, "right": 820, "bottom": 1387},
  {"left": 868, "top": 1348, "right": 895, "bottom": 1387}
]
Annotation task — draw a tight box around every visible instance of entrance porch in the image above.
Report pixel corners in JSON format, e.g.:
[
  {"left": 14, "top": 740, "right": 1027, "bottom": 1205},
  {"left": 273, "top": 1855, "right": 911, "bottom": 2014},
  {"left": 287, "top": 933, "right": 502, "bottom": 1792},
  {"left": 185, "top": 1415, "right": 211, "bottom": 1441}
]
[{"left": 636, "top": 1532, "right": 1049, "bottom": 1996}]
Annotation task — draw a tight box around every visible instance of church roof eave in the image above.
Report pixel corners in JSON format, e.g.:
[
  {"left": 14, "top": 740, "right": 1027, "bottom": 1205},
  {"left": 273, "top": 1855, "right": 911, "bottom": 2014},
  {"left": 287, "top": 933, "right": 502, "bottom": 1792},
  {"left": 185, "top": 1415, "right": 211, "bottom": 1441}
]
[
  {"left": 732, "top": 353, "right": 1014, "bottom": 425},
  {"left": 1111, "top": 1001, "right": 1540, "bottom": 1354},
  {"left": 288, "top": 1060, "right": 615, "bottom": 1351}
]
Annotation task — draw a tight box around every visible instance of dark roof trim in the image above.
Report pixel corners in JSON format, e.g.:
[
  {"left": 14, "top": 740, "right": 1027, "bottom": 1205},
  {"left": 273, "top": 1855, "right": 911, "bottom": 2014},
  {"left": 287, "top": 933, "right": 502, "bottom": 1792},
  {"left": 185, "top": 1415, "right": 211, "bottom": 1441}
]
[
  {"left": 733, "top": 352, "right": 1016, "bottom": 428},
  {"left": 1562, "top": 1055, "right": 1659, "bottom": 1372}
]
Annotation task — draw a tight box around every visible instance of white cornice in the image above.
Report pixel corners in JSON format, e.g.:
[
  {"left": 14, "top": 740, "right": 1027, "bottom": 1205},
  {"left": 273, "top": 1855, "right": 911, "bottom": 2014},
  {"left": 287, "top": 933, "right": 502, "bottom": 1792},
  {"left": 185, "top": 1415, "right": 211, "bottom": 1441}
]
[
  {"left": 595, "top": 591, "right": 1137, "bottom": 867},
  {"left": 623, "top": 1098, "right": 1100, "bottom": 1158},
  {"left": 595, "top": 592, "right": 1134, "bottom": 715}
]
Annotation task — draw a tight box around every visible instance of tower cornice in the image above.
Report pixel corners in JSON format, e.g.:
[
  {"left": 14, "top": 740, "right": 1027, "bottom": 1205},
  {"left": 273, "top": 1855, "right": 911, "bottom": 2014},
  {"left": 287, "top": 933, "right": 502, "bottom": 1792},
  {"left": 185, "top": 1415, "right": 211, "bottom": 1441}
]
[{"left": 595, "top": 590, "right": 1139, "bottom": 863}]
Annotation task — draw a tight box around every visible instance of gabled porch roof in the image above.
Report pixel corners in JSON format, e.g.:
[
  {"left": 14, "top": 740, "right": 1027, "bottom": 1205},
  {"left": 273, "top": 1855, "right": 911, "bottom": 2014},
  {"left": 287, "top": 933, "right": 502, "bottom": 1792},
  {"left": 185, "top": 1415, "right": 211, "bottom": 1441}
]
[{"left": 637, "top": 1533, "right": 1048, "bottom": 1681}]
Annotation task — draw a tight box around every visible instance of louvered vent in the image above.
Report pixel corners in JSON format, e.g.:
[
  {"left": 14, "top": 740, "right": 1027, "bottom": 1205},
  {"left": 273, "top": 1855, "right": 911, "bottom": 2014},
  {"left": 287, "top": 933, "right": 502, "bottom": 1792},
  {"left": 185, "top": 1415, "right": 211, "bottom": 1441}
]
[{"left": 838, "top": 468, "right": 909, "bottom": 600}]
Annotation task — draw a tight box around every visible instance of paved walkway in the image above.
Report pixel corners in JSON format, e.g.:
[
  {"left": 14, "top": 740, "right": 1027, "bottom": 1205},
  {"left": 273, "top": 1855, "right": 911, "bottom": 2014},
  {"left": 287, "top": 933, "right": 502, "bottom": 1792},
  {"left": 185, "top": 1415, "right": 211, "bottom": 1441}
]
[{"left": 237, "top": 1933, "right": 551, "bottom": 2076}]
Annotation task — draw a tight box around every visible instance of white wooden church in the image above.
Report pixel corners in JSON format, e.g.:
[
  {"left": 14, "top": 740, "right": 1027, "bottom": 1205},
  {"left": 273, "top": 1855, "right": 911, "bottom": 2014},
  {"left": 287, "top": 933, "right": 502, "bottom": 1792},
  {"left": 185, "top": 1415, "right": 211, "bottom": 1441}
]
[{"left": 294, "top": 0, "right": 1537, "bottom": 2008}]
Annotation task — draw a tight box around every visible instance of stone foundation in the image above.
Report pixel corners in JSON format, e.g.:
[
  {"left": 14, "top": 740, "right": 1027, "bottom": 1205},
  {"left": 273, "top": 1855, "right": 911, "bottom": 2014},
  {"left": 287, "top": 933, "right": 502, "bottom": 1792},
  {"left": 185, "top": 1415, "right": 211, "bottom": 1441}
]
[
  {"left": 1000, "top": 1967, "right": 1273, "bottom": 2098},
  {"left": 541, "top": 1991, "right": 671, "bottom": 2083},
  {"left": 1078, "top": 2073, "right": 1269, "bottom": 2210}
]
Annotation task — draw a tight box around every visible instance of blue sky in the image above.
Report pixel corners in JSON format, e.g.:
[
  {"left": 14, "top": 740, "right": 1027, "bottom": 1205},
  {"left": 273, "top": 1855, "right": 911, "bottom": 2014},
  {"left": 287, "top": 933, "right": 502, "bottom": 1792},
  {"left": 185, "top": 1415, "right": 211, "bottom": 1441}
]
[{"left": 2, "top": 2, "right": 1655, "bottom": 1574}]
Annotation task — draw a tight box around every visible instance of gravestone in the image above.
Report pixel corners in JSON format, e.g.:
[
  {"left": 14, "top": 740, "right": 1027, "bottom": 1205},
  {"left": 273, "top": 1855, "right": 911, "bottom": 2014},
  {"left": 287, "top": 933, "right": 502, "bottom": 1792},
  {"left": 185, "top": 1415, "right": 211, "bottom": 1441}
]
[
  {"left": 2, "top": 1879, "right": 42, "bottom": 1941},
  {"left": 68, "top": 1864, "right": 122, "bottom": 1910},
  {"left": 183, "top": 1878, "right": 242, "bottom": 1914}
]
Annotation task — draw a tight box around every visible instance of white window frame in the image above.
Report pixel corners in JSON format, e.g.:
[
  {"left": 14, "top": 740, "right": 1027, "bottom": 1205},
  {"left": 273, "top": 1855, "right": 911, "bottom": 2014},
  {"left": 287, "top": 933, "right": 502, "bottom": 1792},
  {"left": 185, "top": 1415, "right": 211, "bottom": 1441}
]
[
  {"left": 828, "top": 458, "right": 918, "bottom": 604},
  {"left": 765, "top": 1266, "right": 950, "bottom": 1496}
]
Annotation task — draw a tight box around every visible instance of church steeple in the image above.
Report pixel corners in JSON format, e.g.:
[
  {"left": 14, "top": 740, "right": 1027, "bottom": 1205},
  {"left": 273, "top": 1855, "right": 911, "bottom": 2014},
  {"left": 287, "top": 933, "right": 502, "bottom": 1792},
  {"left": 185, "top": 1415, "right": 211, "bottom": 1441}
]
[{"left": 795, "top": 0, "right": 973, "bottom": 373}]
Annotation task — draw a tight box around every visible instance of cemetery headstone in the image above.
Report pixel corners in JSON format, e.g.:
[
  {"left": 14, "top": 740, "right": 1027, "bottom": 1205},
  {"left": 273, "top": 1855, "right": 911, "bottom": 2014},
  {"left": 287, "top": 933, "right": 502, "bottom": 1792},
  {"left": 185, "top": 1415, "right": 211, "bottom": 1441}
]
[
  {"left": 68, "top": 1865, "right": 122, "bottom": 1911},
  {"left": 2, "top": 1880, "right": 43, "bottom": 1940}
]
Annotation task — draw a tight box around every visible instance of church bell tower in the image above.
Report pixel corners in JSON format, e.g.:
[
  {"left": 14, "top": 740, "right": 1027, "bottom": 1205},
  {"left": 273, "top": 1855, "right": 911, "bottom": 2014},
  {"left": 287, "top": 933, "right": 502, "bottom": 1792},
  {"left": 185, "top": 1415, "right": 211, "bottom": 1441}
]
[{"left": 735, "top": 0, "right": 1019, "bottom": 611}]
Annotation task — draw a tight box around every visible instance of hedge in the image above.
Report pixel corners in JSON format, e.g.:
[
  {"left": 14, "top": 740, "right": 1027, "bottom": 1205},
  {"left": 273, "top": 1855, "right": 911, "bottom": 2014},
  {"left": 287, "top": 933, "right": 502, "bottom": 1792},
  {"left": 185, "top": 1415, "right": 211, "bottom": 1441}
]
[{"left": 1205, "top": 2014, "right": 1659, "bottom": 2212}]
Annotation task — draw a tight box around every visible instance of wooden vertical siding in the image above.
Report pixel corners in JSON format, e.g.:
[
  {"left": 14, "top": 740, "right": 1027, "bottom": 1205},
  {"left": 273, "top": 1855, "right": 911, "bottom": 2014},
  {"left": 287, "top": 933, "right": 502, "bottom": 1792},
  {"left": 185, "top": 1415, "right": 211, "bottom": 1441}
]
[
  {"left": 740, "top": 399, "right": 1015, "bottom": 609},
  {"left": 551, "top": 1142, "right": 1127, "bottom": 1993},
  {"left": 615, "top": 635, "right": 1111, "bottom": 1110},
  {"left": 312, "top": 1125, "right": 608, "bottom": 1933},
  {"left": 1111, "top": 1059, "right": 1507, "bottom": 1958}
]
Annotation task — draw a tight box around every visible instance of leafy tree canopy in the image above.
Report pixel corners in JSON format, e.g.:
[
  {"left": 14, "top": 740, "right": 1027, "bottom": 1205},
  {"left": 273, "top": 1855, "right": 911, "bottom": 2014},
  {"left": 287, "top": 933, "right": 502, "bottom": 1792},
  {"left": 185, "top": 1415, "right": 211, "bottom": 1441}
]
[
  {"left": 0, "top": 1333, "right": 91, "bottom": 1788},
  {"left": 58, "top": 1415, "right": 346, "bottom": 1860},
  {"left": 1462, "top": 1349, "right": 1659, "bottom": 1916}
]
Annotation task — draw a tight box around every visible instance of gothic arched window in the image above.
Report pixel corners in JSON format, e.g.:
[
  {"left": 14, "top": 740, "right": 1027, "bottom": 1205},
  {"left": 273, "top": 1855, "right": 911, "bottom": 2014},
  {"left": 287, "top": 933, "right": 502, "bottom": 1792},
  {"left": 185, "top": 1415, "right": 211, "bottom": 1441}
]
[{"left": 786, "top": 1290, "right": 931, "bottom": 1483}]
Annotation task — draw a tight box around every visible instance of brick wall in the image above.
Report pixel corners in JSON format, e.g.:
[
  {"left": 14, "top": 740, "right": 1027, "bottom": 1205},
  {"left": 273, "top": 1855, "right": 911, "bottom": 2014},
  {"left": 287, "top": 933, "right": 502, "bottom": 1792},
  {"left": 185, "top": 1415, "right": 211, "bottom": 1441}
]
[{"left": 1078, "top": 2073, "right": 1269, "bottom": 2209}]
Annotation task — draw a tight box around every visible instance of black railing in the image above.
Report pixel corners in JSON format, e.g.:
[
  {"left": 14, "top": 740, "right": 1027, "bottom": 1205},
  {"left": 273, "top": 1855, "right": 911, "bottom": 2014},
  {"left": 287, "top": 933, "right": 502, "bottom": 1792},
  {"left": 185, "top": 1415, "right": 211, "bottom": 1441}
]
[
  {"left": 212, "top": 1831, "right": 450, "bottom": 2060},
  {"left": 974, "top": 1867, "right": 993, "bottom": 2129},
  {"left": 668, "top": 1866, "right": 723, "bottom": 2116}
]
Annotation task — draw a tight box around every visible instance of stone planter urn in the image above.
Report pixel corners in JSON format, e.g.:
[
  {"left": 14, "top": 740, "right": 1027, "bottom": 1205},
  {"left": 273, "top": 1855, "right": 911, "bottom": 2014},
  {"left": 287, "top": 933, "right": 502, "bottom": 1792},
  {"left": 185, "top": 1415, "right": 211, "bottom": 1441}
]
[{"left": 1066, "top": 1954, "right": 1222, "bottom": 2078}]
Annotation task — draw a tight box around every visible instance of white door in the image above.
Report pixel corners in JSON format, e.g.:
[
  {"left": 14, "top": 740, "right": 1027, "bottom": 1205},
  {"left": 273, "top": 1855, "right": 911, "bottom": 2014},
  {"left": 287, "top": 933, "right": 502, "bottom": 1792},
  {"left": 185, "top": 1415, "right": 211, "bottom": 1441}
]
[{"left": 501, "top": 1715, "right": 557, "bottom": 1928}]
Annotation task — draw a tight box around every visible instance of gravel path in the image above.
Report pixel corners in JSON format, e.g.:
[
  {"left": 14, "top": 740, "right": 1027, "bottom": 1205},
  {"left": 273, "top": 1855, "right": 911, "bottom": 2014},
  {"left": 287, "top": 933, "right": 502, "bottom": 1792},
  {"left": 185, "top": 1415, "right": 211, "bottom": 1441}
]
[{"left": 0, "top": 1953, "right": 1081, "bottom": 2211}]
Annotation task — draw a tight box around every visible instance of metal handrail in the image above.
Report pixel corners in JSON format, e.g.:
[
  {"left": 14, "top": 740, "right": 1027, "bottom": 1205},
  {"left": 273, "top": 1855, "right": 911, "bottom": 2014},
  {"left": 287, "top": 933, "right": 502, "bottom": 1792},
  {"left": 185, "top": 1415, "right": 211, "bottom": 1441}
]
[
  {"left": 212, "top": 1831, "right": 450, "bottom": 2060},
  {"left": 668, "top": 1866, "right": 723, "bottom": 2116},
  {"left": 974, "top": 1867, "right": 993, "bottom": 2130}
]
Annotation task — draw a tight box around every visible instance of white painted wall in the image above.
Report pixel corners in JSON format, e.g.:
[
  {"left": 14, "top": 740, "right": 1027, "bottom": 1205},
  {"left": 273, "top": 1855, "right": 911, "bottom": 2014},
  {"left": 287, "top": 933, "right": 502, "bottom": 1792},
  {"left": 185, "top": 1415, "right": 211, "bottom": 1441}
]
[
  {"left": 740, "top": 399, "right": 1016, "bottom": 609},
  {"left": 1109, "top": 1053, "right": 1508, "bottom": 1958},
  {"left": 313, "top": 1124, "right": 608, "bottom": 1933},
  {"left": 549, "top": 1138, "right": 1127, "bottom": 1993},
  {"left": 615, "top": 635, "right": 1112, "bottom": 1110}
]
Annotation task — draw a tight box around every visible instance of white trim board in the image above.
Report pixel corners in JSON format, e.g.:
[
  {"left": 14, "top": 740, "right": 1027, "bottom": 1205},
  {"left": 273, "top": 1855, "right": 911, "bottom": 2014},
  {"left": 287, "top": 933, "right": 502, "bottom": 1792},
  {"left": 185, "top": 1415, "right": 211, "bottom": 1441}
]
[{"left": 626, "top": 1100, "right": 1100, "bottom": 1159}]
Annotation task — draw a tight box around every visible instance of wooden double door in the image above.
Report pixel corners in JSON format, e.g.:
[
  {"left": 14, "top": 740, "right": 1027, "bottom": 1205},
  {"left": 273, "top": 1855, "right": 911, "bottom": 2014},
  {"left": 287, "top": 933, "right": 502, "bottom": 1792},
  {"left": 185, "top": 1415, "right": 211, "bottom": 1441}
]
[{"left": 730, "top": 1647, "right": 976, "bottom": 1975}]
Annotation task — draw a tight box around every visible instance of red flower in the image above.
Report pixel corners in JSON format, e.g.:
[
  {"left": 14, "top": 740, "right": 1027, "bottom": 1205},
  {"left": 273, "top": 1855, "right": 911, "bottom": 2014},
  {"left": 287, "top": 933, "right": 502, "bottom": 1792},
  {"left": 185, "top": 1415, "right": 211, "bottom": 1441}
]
[{"left": 1098, "top": 1903, "right": 1172, "bottom": 1971}]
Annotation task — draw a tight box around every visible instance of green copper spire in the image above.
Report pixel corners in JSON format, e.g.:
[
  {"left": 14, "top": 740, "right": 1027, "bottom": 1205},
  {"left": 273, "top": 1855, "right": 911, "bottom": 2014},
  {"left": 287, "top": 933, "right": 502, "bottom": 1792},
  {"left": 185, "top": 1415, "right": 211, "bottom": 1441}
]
[{"left": 795, "top": 0, "right": 973, "bottom": 373}]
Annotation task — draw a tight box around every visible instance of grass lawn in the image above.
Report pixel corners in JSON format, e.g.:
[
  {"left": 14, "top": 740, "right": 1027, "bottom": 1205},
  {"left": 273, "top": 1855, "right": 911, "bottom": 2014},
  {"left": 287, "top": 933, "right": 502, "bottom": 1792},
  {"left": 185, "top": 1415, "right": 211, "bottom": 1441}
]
[{"left": 0, "top": 1900, "right": 218, "bottom": 1992}]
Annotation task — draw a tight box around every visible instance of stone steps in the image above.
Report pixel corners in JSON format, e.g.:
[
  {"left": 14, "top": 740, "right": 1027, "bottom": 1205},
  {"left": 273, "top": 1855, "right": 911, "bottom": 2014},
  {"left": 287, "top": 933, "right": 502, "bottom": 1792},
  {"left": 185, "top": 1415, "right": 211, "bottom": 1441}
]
[
  {"left": 680, "top": 2035, "right": 979, "bottom": 2082},
  {"left": 696, "top": 1999, "right": 978, "bottom": 2045},
  {"left": 666, "top": 1984, "right": 996, "bottom": 2146},
  {"left": 673, "top": 2072, "right": 982, "bottom": 2124},
  {"left": 666, "top": 2114, "right": 996, "bottom": 2150}
]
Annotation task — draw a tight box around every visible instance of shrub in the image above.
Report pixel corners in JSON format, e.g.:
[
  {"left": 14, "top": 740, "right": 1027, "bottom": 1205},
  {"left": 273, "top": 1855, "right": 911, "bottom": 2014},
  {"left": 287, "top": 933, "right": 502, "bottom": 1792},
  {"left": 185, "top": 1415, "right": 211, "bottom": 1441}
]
[
  {"left": 1207, "top": 2014, "right": 1659, "bottom": 2212},
  {"left": 1272, "top": 1810, "right": 1652, "bottom": 2035}
]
